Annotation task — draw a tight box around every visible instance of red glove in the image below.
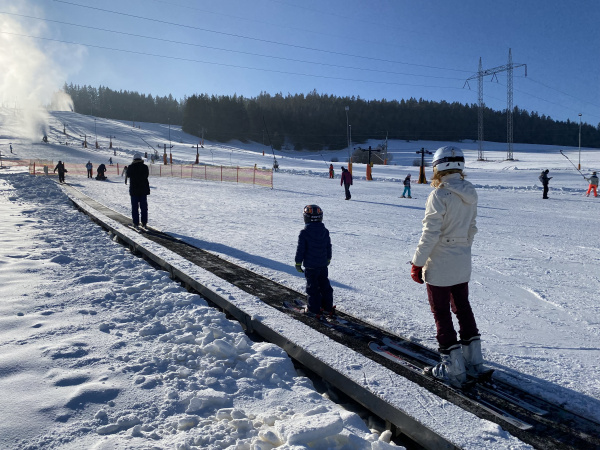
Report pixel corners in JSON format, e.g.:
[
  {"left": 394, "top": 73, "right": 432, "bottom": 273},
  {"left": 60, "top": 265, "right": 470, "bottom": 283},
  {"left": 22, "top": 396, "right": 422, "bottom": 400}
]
[{"left": 411, "top": 264, "right": 424, "bottom": 284}]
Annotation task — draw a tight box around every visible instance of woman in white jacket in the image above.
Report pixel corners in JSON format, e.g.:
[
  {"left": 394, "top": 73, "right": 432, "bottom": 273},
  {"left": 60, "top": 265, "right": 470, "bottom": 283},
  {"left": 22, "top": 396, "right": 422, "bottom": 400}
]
[{"left": 411, "top": 146, "right": 488, "bottom": 387}]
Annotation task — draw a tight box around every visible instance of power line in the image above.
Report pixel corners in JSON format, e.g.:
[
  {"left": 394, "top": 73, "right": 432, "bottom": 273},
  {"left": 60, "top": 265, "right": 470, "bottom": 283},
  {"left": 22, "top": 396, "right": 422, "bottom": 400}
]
[
  {"left": 0, "top": 11, "right": 467, "bottom": 82},
  {"left": 1, "top": 30, "right": 469, "bottom": 91},
  {"left": 51, "top": 0, "right": 474, "bottom": 74}
]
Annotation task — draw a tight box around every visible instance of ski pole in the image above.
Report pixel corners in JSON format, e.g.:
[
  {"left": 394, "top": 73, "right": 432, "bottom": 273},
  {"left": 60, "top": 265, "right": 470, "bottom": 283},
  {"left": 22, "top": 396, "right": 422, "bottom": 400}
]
[{"left": 560, "top": 150, "right": 587, "bottom": 180}]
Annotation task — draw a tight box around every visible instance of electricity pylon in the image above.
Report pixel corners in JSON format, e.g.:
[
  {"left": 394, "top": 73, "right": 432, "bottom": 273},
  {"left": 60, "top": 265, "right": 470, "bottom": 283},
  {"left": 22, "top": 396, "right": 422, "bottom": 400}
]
[{"left": 465, "top": 49, "right": 527, "bottom": 161}]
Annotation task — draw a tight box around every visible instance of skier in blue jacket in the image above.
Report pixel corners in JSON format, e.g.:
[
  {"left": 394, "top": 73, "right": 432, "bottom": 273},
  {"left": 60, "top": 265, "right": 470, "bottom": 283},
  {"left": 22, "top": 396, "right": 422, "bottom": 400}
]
[{"left": 295, "top": 205, "right": 334, "bottom": 317}]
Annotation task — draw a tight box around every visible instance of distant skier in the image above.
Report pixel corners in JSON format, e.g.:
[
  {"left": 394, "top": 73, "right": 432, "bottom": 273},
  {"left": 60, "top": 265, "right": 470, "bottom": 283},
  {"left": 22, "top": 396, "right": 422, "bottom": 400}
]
[
  {"left": 86, "top": 161, "right": 93, "bottom": 178},
  {"left": 9, "top": 144, "right": 12, "bottom": 153},
  {"left": 122, "top": 165, "right": 128, "bottom": 177},
  {"left": 126, "top": 153, "right": 150, "bottom": 228},
  {"left": 295, "top": 205, "right": 334, "bottom": 318},
  {"left": 340, "top": 166, "right": 353, "bottom": 200},
  {"left": 109, "top": 157, "right": 113, "bottom": 166},
  {"left": 585, "top": 171, "right": 598, "bottom": 197},
  {"left": 273, "top": 158, "right": 279, "bottom": 171},
  {"left": 329, "top": 164, "right": 334, "bottom": 179},
  {"left": 96, "top": 163, "right": 107, "bottom": 180},
  {"left": 53, "top": 161, "right": 67, "bottom": 183},
  {"left": 539, "top": 169, "right": 552, "bottom": 199},
  {"left": 401, "top": 173, "right": 412, "bottom": 198},
  {"left": 410, "top": 146, "right": 487, "bottom": 388}
]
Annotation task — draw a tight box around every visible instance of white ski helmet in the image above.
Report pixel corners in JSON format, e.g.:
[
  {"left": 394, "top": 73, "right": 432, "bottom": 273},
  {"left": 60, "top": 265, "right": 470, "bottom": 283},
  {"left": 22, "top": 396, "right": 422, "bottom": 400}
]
[
  {"left": 432, "top": 146, "right": 465, "bottom": 171},
  {"left": 133, "top": 153, "right": 143, "bottom": 161}
]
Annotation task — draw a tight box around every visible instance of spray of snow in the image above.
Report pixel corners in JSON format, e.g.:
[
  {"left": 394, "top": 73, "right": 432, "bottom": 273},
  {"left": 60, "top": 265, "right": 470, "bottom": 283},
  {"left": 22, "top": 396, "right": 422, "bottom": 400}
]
[{"left": 0, "top": 1, "right": 82, "bottom": 140}]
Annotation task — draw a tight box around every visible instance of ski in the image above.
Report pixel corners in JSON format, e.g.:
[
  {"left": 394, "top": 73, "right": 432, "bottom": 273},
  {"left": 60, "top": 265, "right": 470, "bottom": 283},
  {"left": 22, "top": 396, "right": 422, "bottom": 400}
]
[
  {"left": 380, "top": 337, "right": 547, "bottom": 416},
  {"left": 282, "top": 299, "right": 548, "bottom": 422},
  {"left": 127, "top": 224, "right": 143, "bottom": 233},
  {"left": 477, "top": 383, "right": 549, "bottom": 417},
  {"left": 282, "top": 299, "right": 305, "bottom": 314},
  {"left": 369, "top": 342, "right": 533, "bottom": 431}
]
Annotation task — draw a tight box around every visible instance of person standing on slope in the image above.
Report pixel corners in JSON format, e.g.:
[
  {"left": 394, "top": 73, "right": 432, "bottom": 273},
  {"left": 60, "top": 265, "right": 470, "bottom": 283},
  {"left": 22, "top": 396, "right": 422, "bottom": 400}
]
[
  {"left": 401, "top": 173, "right": 412, "bottom": 198},
  {"left": 340, "top": 166, "right": 353, "bottom": 200},
  {"left": 53, "top": 160, "right": 67, "bottom": 183},
  {"left": 539, "top": 169, "right": 552, "bottom": 199},
  {"left": 295, "top": 205, "right": 334, "bottom": 318},
  {"left": 410, "top": 146, "right": 487, "bottom": 388},
  {"left": 585, "top": 171, "right": 598, "bottom": 197},
  {"left": 125, "top": 153, "right": 150, "bottom": 228},
  {"left": 329, "top": 164, "right": 334, "bottom": 179},
  {"left": 86, "top": 160, "right": 93, "bottom": 178}
]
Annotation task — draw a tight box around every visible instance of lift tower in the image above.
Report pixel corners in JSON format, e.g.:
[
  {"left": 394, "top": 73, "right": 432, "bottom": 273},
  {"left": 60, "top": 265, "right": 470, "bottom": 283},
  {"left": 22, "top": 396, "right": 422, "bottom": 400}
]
[{"left": 465, "top": 49, "right": 526, "bottom": 161}]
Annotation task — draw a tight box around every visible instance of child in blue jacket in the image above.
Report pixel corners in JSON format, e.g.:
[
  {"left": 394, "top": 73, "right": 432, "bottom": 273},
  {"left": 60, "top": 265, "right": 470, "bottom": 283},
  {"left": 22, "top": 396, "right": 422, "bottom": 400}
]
[{"left": 295, "top": 205, "right": 334, "bottom": 316}]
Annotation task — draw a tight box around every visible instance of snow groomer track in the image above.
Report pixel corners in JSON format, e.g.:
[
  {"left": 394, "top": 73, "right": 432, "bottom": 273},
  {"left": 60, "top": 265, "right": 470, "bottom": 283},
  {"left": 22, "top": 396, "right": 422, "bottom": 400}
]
[{"left": 64, "top": 184, "right": 600, "bottom": 450}]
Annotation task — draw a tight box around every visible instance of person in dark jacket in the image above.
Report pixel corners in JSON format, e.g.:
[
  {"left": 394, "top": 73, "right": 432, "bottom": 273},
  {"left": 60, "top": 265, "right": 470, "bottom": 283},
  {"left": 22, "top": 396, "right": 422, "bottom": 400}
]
[
  {"left": 85, "top": 161, "right": 93, "bottom": 178},
  {"left": 539, "top": 169, "right": 552, "bottom": 199},
  {"left": 295, "top": 205, "right": 334, "bottom": 316},
  {"left": 340, "top": 166, "right": 353, "bottom": 200},
  {"left": 53, "top": 161, "right": 67, "bottom": 183},
  {"left": 96, "top": 163, "right": 107, "bottom": 180},
  {"left": 125, "top": 153, "right": 150, "bottom": 228}
]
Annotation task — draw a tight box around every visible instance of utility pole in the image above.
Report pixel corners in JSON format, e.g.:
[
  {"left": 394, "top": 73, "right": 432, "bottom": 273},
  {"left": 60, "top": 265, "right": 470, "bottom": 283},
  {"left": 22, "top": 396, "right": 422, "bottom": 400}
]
[
  {"left": 465, "top": 49, "right": 527, "bottom": 161},
  {"left": 345, "top": 106, "right": 350, "bottom": 162},
  {"left": 578, "top": 113, "right": 582, "bottom": 170},
  {"left": 361, "top": 146, "right": 380, "bottom": 180},
  {"left": 94, "top": 118, "right": 99, "bottom": 149},
  {"left": 416, "top": 148, "right": 432, "bottom": 184}
]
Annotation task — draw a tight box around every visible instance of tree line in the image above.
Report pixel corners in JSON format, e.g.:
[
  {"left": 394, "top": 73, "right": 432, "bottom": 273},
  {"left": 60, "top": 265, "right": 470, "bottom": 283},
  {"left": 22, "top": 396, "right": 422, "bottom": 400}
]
[
  {"left": 63, "top": 84, "right": 600, "bottom": 150},
  {"left": 63, "top": 83, "right": 183, "bottom": 127}
]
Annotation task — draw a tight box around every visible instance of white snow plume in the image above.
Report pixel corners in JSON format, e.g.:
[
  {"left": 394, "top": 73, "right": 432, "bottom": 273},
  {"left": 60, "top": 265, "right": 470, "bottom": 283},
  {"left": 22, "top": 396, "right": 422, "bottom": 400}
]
[
  {"left": 48, "top": 90, "right": 74, "bottom": 112},
  {"left": 0, "top": 1, "right": 83, "bottom": 139}
]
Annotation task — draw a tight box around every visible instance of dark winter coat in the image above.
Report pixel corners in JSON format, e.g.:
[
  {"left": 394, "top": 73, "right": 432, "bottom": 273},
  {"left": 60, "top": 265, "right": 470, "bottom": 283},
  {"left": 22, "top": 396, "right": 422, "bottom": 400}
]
[
  {"left": 341, "top": 168, "right": 353, "bottom": 186},
  {"left": 403, "top": 176, "right": 411, "bottom": 186},
  {"left": 295, "top": 222, "right": 332, "bottom": 269},
  {"left": 539, "top": 171, "right": 551, "bottom": 186},
  {"left": 53, "top": 162, "right": 66, "bottom": 175},
  {"left": 126, "top": 161, "right": 150, "bottom": 196}
]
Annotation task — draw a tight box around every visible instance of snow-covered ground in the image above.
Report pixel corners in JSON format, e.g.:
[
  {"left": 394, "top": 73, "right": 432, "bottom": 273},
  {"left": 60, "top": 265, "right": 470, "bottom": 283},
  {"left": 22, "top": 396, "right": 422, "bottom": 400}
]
[{"left": 1, "top": 108, "right": 599, "bottom": 449}]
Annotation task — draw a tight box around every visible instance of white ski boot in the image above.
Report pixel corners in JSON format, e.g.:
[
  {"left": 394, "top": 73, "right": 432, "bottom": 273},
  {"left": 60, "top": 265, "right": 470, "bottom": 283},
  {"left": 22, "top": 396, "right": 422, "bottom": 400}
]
[
  {"left": 462, "top": 335, "right": 492, "bottom": 380},
  {"left": 429, "top": 344, "right": 467, "bottom": 388}
]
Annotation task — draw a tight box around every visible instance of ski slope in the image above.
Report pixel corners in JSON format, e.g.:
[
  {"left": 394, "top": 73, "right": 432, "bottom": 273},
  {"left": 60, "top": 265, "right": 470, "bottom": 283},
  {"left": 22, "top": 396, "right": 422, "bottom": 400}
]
[{"left": 1, "top": 108, "right": 599, "bottom": 449}]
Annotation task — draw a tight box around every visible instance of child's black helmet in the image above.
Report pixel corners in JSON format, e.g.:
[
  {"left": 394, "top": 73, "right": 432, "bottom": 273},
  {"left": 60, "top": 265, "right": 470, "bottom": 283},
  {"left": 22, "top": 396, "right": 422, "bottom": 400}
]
[{"left": 303, "top": 204, "right": 323, "bottom": 223}]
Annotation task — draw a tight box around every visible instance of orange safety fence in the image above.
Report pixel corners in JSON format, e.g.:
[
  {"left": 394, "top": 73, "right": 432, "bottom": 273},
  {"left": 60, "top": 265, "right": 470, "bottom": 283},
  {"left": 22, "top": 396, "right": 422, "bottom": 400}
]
[
  {"left": 29, "top": 160, "right": 273, "bottom": 188},
  {"left": 1, "top": 159, "right": 30, "bottom": 166}
]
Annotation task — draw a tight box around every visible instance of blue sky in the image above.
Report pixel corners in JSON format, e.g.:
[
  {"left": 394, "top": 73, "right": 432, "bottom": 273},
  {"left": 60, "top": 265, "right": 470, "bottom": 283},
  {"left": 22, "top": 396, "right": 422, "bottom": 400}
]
[{"left": 3, "top": 0, "right": 600, "bottom": 126}]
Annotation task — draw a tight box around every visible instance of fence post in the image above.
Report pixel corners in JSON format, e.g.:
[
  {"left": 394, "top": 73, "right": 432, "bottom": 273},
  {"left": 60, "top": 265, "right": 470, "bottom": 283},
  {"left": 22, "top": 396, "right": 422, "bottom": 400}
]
[
  {"left": 160, "top": 165, "right": 162, "bottom": 177},
  {"left": 237, "top": 166, "right": 239, "bottom": 183},
  {"left": 253, "top": 165, "right": 256, "bottom": 186},
  {"left": 204, "top": 165, "right": 206, "bottom": 180},
  {"left": 221, "top": 165, "right": 223, "bottom": 182}
]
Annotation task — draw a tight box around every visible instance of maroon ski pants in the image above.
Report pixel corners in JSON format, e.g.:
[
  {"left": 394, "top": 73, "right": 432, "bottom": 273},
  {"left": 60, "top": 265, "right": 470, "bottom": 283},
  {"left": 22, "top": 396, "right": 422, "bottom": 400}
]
[{"left": 426, "top": 282, "right": 479, "bottom": 350}]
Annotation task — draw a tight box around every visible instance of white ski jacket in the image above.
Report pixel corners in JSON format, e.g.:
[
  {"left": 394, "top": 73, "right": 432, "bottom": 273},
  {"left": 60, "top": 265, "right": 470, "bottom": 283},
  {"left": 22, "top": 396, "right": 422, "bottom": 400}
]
[{"left": 412, "top": 173, "right": 478, "bottom": 287}]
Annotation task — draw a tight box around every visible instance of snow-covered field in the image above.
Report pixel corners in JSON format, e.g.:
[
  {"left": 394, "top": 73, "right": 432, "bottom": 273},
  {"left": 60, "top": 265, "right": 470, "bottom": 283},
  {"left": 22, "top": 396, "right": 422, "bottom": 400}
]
[{"left": 1, "top": 108, "right": 599, "bottom": 449}]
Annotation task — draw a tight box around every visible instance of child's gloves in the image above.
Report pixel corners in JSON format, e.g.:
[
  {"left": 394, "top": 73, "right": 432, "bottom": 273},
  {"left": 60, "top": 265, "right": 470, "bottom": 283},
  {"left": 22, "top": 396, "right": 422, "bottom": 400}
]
[
  {"left": 295, "top": 263, "right": 304, "bottom": 273},
  {"left": 410, "top": 264, "right": 424, "bottom": 284}
]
